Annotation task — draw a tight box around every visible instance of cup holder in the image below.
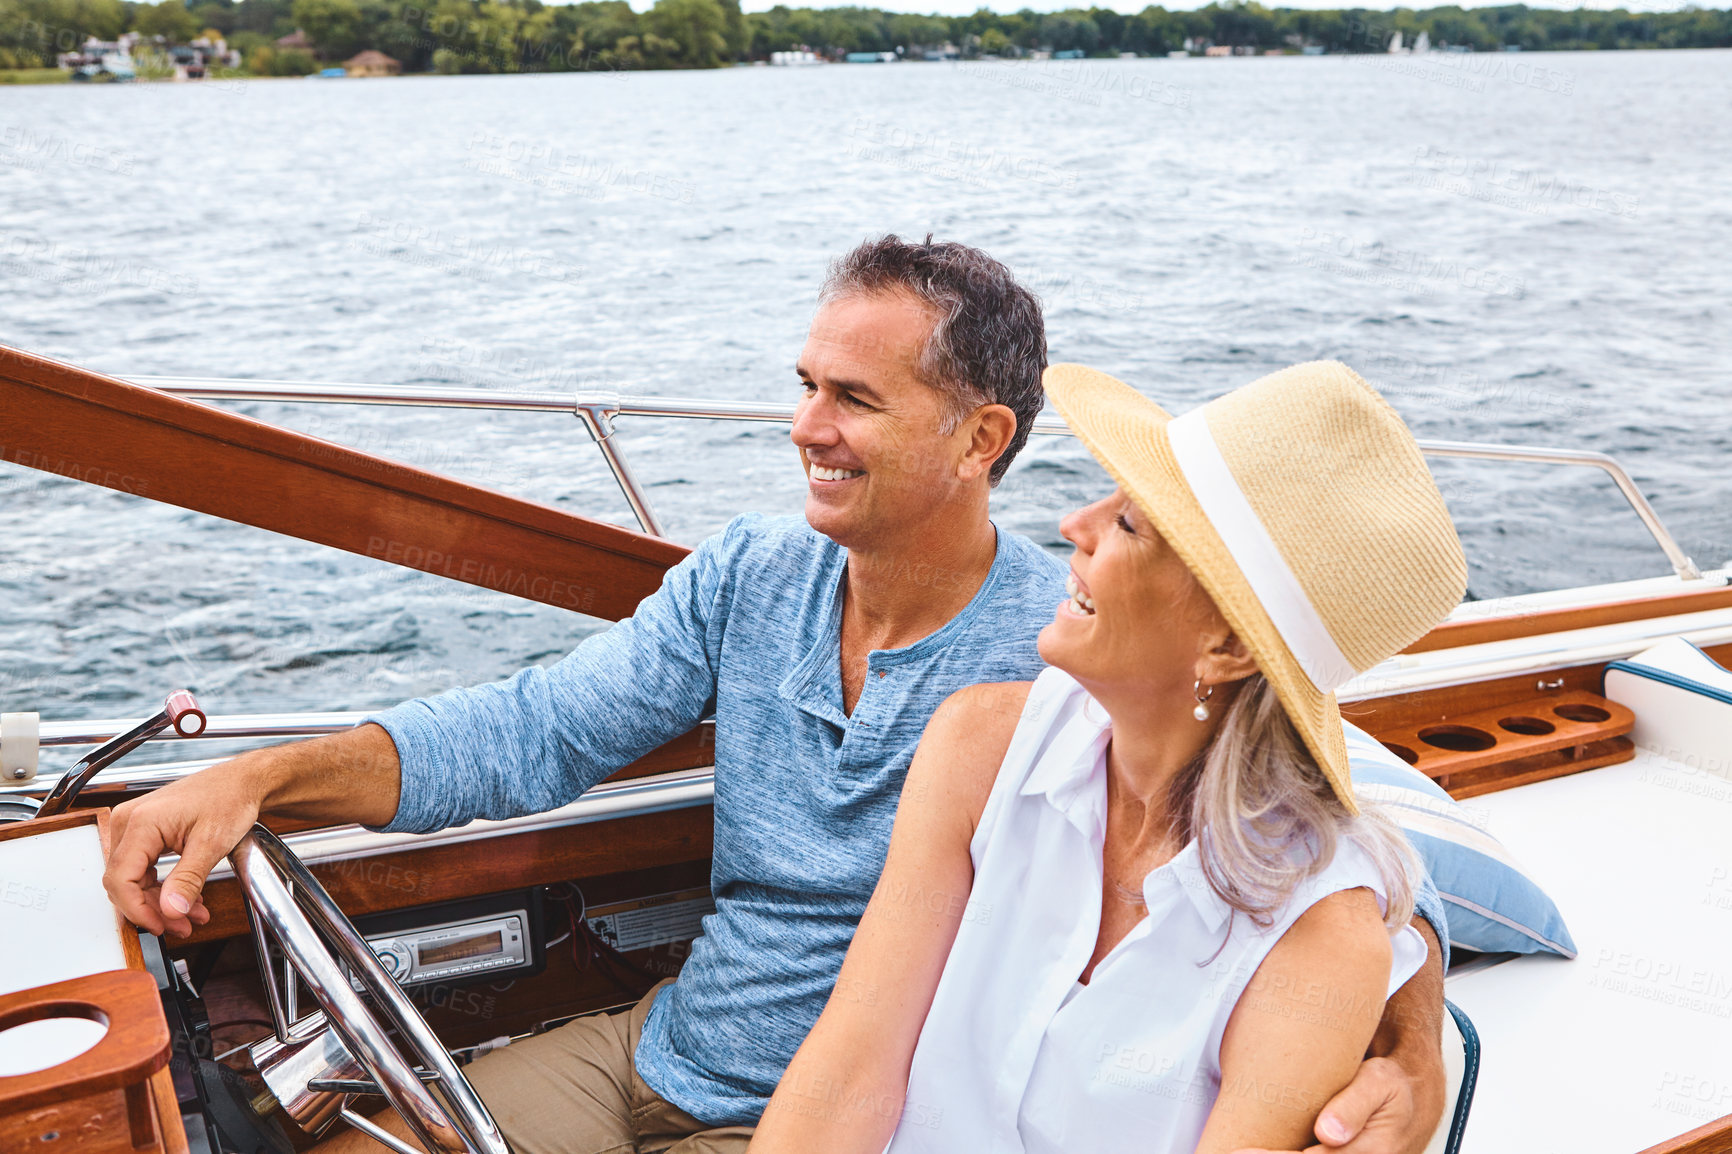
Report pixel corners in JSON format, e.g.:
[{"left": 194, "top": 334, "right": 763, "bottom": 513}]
[
  {"left": 1418, "top": 725, "right": 1497, "bottom": 753},
  {"left": 1378, "top": 693, "right": 1628, "bottom": 789},
  {"left": 1497, "top": 716, "right": 1556, "bottom": 736},
  {"left": 0, "top": 1015, "right": 109, "bottom": 1077},
  {"left": 1552, "top": 703, "right": 1611, "bottom": 724},
  {"left": 1381, "top": 742, "right": 1419, "bottom": 765}
]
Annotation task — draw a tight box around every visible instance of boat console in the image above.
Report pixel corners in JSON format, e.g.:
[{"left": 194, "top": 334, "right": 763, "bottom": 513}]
[{"left": 0, "top": 692, "right": 714, "bottom": 1154}]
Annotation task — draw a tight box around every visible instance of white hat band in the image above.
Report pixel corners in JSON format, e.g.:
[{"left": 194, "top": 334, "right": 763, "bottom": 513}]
[{"left": 1165, "top": 408, "right": 1359, "bottom": 694}]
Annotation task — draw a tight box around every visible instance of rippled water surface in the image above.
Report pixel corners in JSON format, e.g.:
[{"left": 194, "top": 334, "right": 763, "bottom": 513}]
[{"left": 3, "top": 50, "right": 1729, "bottom": 734}]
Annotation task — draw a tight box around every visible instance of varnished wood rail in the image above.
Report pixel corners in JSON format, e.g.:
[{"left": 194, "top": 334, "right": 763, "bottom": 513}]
[{"left": 0, "top": 344, "right": 687, "bottom": 622}]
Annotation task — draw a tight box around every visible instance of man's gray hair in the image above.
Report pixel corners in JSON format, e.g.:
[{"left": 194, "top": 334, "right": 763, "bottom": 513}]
[{"left": 818, "top": 235, "right": 1046, "bottom": 486}]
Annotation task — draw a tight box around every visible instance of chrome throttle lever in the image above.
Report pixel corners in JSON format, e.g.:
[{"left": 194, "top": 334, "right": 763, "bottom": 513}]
[{"left": 35, "top": 689, "right": 206, "bottom": 818}]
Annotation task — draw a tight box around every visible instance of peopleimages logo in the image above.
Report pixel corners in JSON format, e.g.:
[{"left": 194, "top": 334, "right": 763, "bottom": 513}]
[
  {"left": 1343, "top": 33, "right": 1579, "bottom": 97},
  {"left": 1292, "top": 227, "right": 1526, "bottom": 300},
  {"left": 0, "top": 231, "right": 198, "bottom": 299},
  {"left": 957, "top": 56, "right": 1190, "bottom": 111},
  {"left": 0, "top": 125, "right": 136, "bottom": 175},
  {"left": 844, "top": 117, "right": 1080, "bottom": 191},
  {"left": 1653, "top": 1071, "right": 1732, "bottom": 1125},
  {"left": 349, "top": 211, "right": 589, "bottom": 283},
  {"left": 1407, "top": 145, "right": 1638, "bottom": 218},
  {"left": 464, "top": 133, "right": 696, "bottom": 205},
  {"left": 0, "top": 876, "right": 55, "bottom": 911},
  {"left": 1589, "top": 948, "right": 1732, "bottom": 1019},
  {"left": 0, "top": 444, "right": 150, "bottom": 495},
  {"left": 364, "top": 537, "right": 600, "bottom": 612}
]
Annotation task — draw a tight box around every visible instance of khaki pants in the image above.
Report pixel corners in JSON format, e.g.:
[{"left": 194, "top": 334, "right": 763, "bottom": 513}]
[{"left": 462, "top": 981, "right": 755, "bottom": 1154}]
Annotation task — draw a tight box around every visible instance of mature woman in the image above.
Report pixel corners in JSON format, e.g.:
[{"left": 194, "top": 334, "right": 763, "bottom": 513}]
[{"left": 747, "top": 360, "right": 1468, "bottom": 1154}]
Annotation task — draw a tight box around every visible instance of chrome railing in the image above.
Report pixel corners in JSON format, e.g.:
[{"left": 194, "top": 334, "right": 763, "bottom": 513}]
[
  {"left": 130, "top": 375, "right": 1704, "bottom": 581},
  {"left": 5, "top": 372, "right": 1712, "bottom": 849},
  {"left": 10, "top": 604, "right": 1732, "bottom": 805},
  {"left": 21, "top": 714, "right": 714, "bottom": 788},
  {"left": 36, "top": 711, "right": 368, "bottom": 748},
  {"left": 1417, "top": 441, "right": 1702, "bottom": 581}
]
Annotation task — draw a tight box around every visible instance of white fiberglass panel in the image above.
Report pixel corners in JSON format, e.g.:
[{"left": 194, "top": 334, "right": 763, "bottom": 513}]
[
  {"left": 0, "top": 822, "right": 131, "bottom": 1079},
  {"left": 0, "top": 822, "right": 128, "bottom": 995},
  {"left": 1443, "top": 749, "right": 1732, "bottom": 1152}
]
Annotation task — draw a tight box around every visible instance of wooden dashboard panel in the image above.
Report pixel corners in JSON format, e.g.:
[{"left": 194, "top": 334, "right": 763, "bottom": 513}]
[
  {"left": 0, "top": 813, "right": 186, "bottom": 1154},
  {"left": 179, "top": 803, "right": 714, "bottom": 946}
]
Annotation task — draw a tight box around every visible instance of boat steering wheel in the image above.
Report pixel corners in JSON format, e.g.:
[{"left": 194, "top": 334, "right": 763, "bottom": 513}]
[{"left": 229, "top": 825, "right": 511, "bottom": 1154}]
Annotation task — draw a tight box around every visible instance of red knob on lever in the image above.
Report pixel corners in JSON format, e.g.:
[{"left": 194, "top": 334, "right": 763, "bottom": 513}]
[{"left": 165, "top": 690, "right": 207, "bottom": 737}]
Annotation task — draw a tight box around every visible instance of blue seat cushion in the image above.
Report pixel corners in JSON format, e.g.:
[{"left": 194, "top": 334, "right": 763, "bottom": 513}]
[{"left": 1345, "top": 721, "right": 1577, "bottom": 958}]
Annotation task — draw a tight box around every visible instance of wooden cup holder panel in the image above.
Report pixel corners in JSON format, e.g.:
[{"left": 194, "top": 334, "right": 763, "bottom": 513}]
[
  {"left": 1371, "top": 690, "right": 1636, "bottom": 798},
  {"left": 0, "top": 971, "right": 174, "bottom": 1154}
]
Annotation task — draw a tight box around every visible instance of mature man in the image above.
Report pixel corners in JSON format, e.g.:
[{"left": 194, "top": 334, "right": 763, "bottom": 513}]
[{"left": 106, "top": 237, "right": 1448, "bottom": 1154}]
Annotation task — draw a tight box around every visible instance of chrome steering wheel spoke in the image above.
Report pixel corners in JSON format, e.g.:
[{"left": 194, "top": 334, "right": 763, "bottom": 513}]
[{"left": 231, "top": 825, "right": 510, "bottom": 1154}]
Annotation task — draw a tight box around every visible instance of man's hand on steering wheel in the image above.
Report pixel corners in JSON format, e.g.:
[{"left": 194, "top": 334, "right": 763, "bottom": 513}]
[
  {"left": 102, "top": 722, "right": 403, "bottom": 938},
  {"left": 104, "top": 754, "right": 266, "bottom": 937}
]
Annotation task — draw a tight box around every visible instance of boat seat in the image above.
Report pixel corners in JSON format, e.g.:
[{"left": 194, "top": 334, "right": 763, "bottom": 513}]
[
  {"left": 1440, "top": 747, "right": 1732, "bottom": 1153},
  {"left": 1422, "top": 1001, "right": 1480, "bottom": 1154}
]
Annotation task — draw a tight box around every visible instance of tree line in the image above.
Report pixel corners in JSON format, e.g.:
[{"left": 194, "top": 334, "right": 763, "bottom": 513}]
[{"left": 3, "top": 0, "right": 1729, "bottom": 75}]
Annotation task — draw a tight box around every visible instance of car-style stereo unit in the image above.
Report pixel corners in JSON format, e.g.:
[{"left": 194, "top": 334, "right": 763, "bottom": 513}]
[{"left": 351, "top": 889, "right": 546, "bottom": 990}]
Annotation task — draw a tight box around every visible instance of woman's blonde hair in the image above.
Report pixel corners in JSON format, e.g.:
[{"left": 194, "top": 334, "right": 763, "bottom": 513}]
[{"left": 1169, "top": 672, "right": 1417, "bottom": 932}]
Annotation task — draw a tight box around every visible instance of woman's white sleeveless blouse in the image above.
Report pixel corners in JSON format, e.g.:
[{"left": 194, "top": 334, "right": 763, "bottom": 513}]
[{"left": 887, "top": 668, "right": 1427, "bottom": 1154}]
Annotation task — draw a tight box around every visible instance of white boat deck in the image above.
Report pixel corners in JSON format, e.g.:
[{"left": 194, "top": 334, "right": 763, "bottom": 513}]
[{"left": 1443, "top": 749, "right": 1732, "bottom": 1152}]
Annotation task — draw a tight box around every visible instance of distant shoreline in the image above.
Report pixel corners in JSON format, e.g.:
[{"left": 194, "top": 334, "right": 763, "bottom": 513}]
[
  {"left": 5, "top": 0, "right": 1727, "bottom": 87},
  {"left": 6, "top": 43, "right": 1728, "bottom": 91}
]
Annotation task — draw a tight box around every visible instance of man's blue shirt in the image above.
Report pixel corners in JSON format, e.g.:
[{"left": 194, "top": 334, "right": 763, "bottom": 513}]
[{"left": 370, "top": 512, "right": 1448, "bottom": 1126}]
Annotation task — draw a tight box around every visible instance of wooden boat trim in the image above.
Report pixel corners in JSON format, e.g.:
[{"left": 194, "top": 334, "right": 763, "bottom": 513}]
[
  {"left": 7, "top": 345, "right": 1728, "bottom": 665},
  {"left": 1636, "top": 1114, "right": 1732, "bottom": 1154},
  {"left": 1345, "top": 607, "right": 1732, "bottom": 704},
  {"left": 0, "top": 344, "right": 687, "bottom": 622},
  {"left": 1405, "top": 583, "right": 1732, "bottom": 654}
]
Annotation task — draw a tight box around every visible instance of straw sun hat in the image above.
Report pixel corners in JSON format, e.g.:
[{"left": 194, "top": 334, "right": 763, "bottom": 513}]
[{"left": 1043, "top": 361, "right": 1468, "bottom": 815}]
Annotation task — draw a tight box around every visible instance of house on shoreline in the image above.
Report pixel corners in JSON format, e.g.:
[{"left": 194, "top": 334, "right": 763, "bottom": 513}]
[
  {"left": 56, "top": 31, "right": 239, "bottom": 80},
  {"left": 344, "top": 50, "right": 402, "bottom": 77},
  {"left": 57, "top": 32, "right": 140, "bottom": 77}
]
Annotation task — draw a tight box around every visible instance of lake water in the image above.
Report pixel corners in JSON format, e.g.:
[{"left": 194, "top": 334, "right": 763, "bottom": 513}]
[{"left": 2, "top": 49, "right": 1729, "bottom": 737}]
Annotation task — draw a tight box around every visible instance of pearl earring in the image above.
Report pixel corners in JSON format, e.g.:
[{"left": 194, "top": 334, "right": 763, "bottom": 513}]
[{"left": 1192, "top": 679, "right": 1214, "bottom": 722}]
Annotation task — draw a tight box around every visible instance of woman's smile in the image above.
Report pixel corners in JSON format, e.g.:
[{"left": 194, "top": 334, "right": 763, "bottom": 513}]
[{"left": 1064, "top": 571, "right": 1096, "bottom": 617}]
